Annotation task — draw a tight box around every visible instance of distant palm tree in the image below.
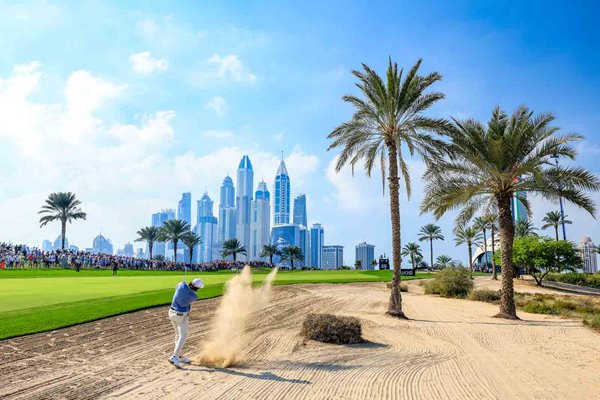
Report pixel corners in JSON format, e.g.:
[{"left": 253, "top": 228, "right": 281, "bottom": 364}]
[
  {"left": 182, "top": 231, "right": 202, "bottom": 264},
  {"left": 135, "top": 226, "right": 160, "bottom": 261},
  {"left": 422, "top": 106, "right": 599, "bottom": 319},
  {"left": 280, "top": 246, "right": 304, "bottom": 270},
  {"left": 435, "top": 255, "right": 453, "bottom": 269},
  {"left": 153, "top": 254, "right": 165, "bottom": 261},
  {"left": 541, "top": 210, "right": 572, "bottom": 241},
  {"left": 418, "top": 224, "right": 444, "bottom": 271},
  {"left": 514, "top": 220, "right": 538, "bottom": 238},
  {"left": 370, "top": 259, "right": 378, "bottom": 269},
  {"left": 158, "top": 219, "right": 191, "bottom": 263},
  {"left": 401, "top": 242, "right": 423, "bottom": 270},
  {"left": 354, "top": 260, "right": 362, "bottom": 270},
  {"left": 39, "top": 192, "right": 87, "bottom": 250},
  {"left": 221, "top": 238, "right": 246, "bottom": 262},
  {"left": 473, "top": 216, "right": 491, "bottom": 271},
  {"left": 261, "top": 244, "right": 281, "bottom": 267},
  {"left": 454, "top": 224, "right": 483, "bottom": 279},
  {"left": 327, "top": 58, "right": 450, "bottom": 319}
]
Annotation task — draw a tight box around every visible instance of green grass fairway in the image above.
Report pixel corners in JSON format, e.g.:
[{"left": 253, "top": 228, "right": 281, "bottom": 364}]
[{"left": 0, "top": 268, "right": 431, "bottom": 339}]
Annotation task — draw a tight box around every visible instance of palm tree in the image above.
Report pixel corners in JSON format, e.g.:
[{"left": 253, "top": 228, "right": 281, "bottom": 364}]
[
  {"left": 401, "top": 242, "right": 423, "bottom": 270},
  {"left": 38, "top": 192, "right": 87, "bottom": 250},
  {"left": 354, "top": 260, "right": 362, "bottom": 270},
  {"left": 541, "top": 211, "right": 572, "bottom": 241},
  {"left": 158, "top": 219, "right": 191, "bottom": 263},
  {"left": 182, "top": 231, "right": 202, "bottom": 264},
  {"left": 280, "top": 246, "right": 304, "bottom": 270},
  {"left": 261, "top": 244, "right": 280, "bottom": 267},
  {"left": 421, "top": 106, "right": 599, "bottom": 319},
  {"left": 221, "top": 238, "right": 246, "bottom": 262},
  {"left": 327, "top": 58, "right": 450, "bottom": 318},
  {"left": 473, "top": 216, "right": 491, "bottom": 272},
  {"left": 515, "top": 220, "right": 538, "bottom": 238},
  {"left": 435, "top": 254, "right": 453, "bottom": 269},
  {"left": 454, "top": 224, "right": 482, "bottom": 279},
  {"left": 135, "top": 226, "right": 160, "bottom": 261},
  {"left": 418, "top": 224, "right": 444, "bottom": 271}
]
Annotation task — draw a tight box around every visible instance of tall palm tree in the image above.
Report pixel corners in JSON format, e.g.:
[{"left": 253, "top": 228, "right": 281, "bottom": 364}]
[
  {"left": 541, "top": 210, "right": 572, "bottom": 241},
  {"left": 454, "top": 224, "right": 482, "bottom": 279},
  {"left": 182, "top": 231, "right": 202, "bottom": 264},
  {"left": 261, "top": 244, "right": 281, "bottom": 267},
  {"left": 418, "top": 224, "right": 444, "bottom": 270},
  {"left": 158, "top": 220, "right": 191, "bottom": 263},
  {"left": 421, "top": 106, "right": 599, "bottom": 319},
  {"left": 514, "top": 220, "right": 538, "bottom": 238},
  {"left": 280, "top": 246, "right": 304, "bottom": 270},
  {"left": 327, "top": 58, "right": 450, "bottom": 318},
  {"left": 435, "top": 254, "right": 453, "bottom": 269},
  {"left": 39, "top": 192, "right": 87, "bottom": 250},
  {"left": 221, "top": 238, "right": 246, "bottom": 262},
  {"left": 473, "top": 216, "right": 491, "bottom": 271},
  {"left": 401, "top": 242, "right": 423, "bottom": 270},
  {"left": 135, "top": 226, "right": 160, "bottom": 261}
]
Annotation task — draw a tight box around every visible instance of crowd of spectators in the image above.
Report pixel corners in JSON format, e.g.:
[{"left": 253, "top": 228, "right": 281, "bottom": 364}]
[{"left": 0, "top": 242, "right": 270, "bottom": 272}]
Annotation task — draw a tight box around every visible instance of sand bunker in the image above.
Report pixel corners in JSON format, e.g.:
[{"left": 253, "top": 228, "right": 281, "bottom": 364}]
[{"left": 194, "top": 266, "right": 278, "bottom": 368}]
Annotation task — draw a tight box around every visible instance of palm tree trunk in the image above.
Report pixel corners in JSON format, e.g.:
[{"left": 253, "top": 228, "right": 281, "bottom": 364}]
[
  {"left": 429, "top": 239, "right": 433, "bottom": 269},
  {"left": 270, "top": 254, "right": 273, "bottom": 267},
  {"left": 233, "top": 251, "right": 237, "bottom": 262},
  {"left": 483, "top": 229, "right": 488, "bottom": 272},
  {"left": 554, "top": 226, "right": 559, "bottom": 241},
  {"left": 491, "top": 230, "right": 497, "bottom": 280},
  {"left": 149, "top": 241, "right": 153, "bottom": 261},
  {"left": 61, "top": 218, "right": 67, "bottom": 250},
  {"left": 173, "top": 240, "right": 178, "bottom": 263},
  {"left": 468, "top": 244, "right": 473, "bottom": 279},
  {"left": 386, "top": 143, "right": 406, "bottom": 318},
  {"left": 291, "top": 258, "right": 294, "bottom": 270},
  {"left": 495, "top": 194, "right": 518, "bottom": 319},
  {"left": 189, "top": 247, "right": 193, "bottom": 264}
]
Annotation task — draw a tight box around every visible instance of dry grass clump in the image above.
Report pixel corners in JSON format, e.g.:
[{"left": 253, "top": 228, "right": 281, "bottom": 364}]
[
  {"left": 469, "top": 289, "right": 501, "bottom": 303},
  {"left": 301, "top": 313, "right": 363, "bottom": 344},
  {"left": 424, "top": 267, "right": 473, "bottom": 298},
  {"left": 386, "top": 282, "right": 408, "bottom": 292}
]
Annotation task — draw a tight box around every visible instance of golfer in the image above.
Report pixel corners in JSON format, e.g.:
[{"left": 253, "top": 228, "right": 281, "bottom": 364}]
[{"left": 168, "top": 278, "right": 204, "bottom": 368}]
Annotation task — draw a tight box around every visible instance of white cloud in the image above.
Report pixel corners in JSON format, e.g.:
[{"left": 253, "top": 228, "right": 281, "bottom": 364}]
[
  {"left": 129, "top": 51, "right": 169, "bottom": 75},
  {"left": 208, "top": 54, "right": 256, "bottom": 82},
  {"left": 204, "top": 96, "right": 227, "bottom": 117},
  {"left": 201, "top": 129, "right": 234, "bottom": 138},
  {"left": 273, "top": 132, "right": 285, "bottom": 141}
]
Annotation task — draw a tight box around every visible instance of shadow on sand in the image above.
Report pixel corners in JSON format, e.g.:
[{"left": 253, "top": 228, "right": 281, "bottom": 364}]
[
  {"left": 186, "top": 366, "right": 311, "bottom": 384},
  {"left": 410, "top": 318, "right": 579, "bottom": 327}
]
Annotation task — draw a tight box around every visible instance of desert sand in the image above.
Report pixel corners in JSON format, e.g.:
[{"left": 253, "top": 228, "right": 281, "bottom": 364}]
[{"left": 1, "top": 278, "right": 599, "bottom": 399}]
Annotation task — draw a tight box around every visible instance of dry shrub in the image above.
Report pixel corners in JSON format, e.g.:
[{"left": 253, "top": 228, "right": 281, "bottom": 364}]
[
  {"left": 301, "top": 313, "right": 363, "bottom": 345},
  {"left": 385, "top": 282, "right": 408, "bottom": 292},
  {"left": 424, "top": 267, "right": 473, "bottom": 298},
  {"left": 469, "top": 289, "right": 501, "bottom": 303}
]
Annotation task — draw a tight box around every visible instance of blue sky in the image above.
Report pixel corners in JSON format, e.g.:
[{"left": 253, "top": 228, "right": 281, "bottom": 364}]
[{"left": 0, "top": 0, "right": 598, "bottom": 265}]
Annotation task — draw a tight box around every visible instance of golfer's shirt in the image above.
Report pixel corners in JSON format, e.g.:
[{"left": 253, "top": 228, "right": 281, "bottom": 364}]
[{"left": 170, "top": 281, "right": 198, "bottom": 313}]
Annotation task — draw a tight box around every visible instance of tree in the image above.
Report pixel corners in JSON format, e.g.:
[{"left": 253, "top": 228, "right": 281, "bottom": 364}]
[
  {"left": 158, "top": 220, "right": 191, "bottom": 263},
  {"left": 327, "top": 58, "right": 450, "bottom": 318},
  {"left": 261, "top": 244, "right": 281, "bottom": 267},
  {"left": 541, "top": 211, "right": 572, "bottom": 241},
  {"left": 221, "top": 238, "right": 246, "bottom": 262},
  {"left": 135, "top": 226, "right": 160, "bottom": 261},
  {"left": 401, "top": 242, "right": 423, "bottom": 270},
  {"left": 370, "top": 259, "right": 378, "bottom": 269},
  {"left": 418, "top": 224, "right": 444, "bottom": 272},
  {"left": 435, "top": 255, "right": 453, "bottom": 269},
  {"left": 38, "top": 192, "right": 87, "bottom": 250},
  {"left": 421, "top": 105, "right": 599, "bottom": 319},
  {"left": 354, "top": 260, "right": 362, "bottom": 270},
  {"left": 182, "top": 231, "right": 202, "bottom": 264},
  {"left": 473, "top": 216, "right": 491, "bottom": 272},
  {"left": 153, "top": 254, "right": 165, "bottom": 261},
  {"left": 510, "top": 236, "right": 581, "bottom": 285},
  {"left": 515, "top": 220, "right": 538, "bottom": 238},
  {"left": 454, "top": 224, "right": 482, "bottom": 279},
  {"left": 280, "top": 246, "right": 304, "bottom": 270}
]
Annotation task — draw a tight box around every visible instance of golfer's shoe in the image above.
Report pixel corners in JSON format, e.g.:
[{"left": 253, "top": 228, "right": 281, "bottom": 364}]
[
  {"left": 168, "top": 355, "right": 183, "bottom": 369},
  {"left": 179, "top": 356, "right": 192, "bottom": 364}
]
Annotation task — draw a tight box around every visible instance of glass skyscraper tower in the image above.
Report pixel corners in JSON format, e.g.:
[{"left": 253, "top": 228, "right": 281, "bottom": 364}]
[
  {"left": 274, "top": 158, "right": 290, "bottom": 226},
  {"left": 217, "top": 176, "right": 236, "bottom": 242},
  {"left": 177, "top": 192, "right": 192, "bottom": 226},
  {"left": 293, "top": 194, "right": 307, "bottom": 227},
  {"left": 236, "top": 155, "right": 254, "bottom": 260},
  {"left": 250, "top": 181, "right": 271, "bottom": 260},
  {"left": 196, "top": 192, "right": 217, "bottom": 263}
]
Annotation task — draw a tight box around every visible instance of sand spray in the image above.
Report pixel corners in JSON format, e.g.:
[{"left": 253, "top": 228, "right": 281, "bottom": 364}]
[{"left": 194, "top": 266, "right": 278, "bottom": 368}]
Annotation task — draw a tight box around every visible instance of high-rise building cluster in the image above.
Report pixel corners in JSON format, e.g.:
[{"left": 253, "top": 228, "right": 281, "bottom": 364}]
[
  {"left": 579, "top": 236, "right": 598, "bottom": 274},
  {"left": 146, "top": 154, "right": 347, "bottom": 268}
]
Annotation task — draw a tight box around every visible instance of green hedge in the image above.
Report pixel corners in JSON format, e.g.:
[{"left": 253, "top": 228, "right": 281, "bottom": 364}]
[{"left": 546, "top": 272, "right": 600, "bottom": 289}]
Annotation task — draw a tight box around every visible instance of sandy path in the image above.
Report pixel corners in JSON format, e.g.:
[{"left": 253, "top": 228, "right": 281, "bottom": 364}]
[{"left": 1, "top": 280, "right": 598, "bottom": 399}]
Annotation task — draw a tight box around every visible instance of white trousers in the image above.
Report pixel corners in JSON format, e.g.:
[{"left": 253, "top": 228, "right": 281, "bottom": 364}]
[{"left": 168, "top": 309, "right": 189, "bottom": 357}]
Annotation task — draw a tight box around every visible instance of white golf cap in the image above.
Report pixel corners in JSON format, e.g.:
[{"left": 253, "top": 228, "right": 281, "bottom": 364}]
[{"left": 191, "top": 278, "right": 204, "bottom": 289}]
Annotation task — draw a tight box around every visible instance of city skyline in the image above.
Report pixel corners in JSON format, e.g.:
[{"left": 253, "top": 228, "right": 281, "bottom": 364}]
[{"left": 1, "top": 1, "right": 598, "bottom": 265}]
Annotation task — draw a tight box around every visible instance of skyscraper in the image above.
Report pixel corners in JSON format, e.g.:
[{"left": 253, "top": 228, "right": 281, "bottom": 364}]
[
  {"left": 250, "top": 181, "right": 270, "bottom": 260},
  {"left": 236, "top": 155, "right": 253, "bottom": 260},
  {"left": 310, "top": 223, "right": 324, "bottom": 269},
  {"left": 218, "top": 176, "right": 236, "bottom": 242},
  {"left": 274, "top": 158, "right": 291, "bottom": 226},
  {"left": 152, "top": 209, "right": 175, "bottom": 258},
  {"left": 579, "top": 236, "right": 598, "bottom": 273},
  {"left": 356, "top": 242, "right": 376, "bottom": 270},
  {"left": 293, "top": 194, "right": 307, "bottom": 227},
  {"left": 271, "top": 224, "right": 301, "bottom": 267},
  {"left": 323, "top": 245, "right": 344, "bottom": 270},
  {"left": 177, "top": 192, "right": 192, "bottom": 226},
  {"left": 92, "top": 234, "right": 113, "bottom": 254},
  {"left": 299, "top": 225, "right": 310, "bottom": 267},
  {"left": 196, "top": 192, "right": 218, "bottom": 263},
  {"left": 513, "top": 192, "right": 528, "bottom": 223}
]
